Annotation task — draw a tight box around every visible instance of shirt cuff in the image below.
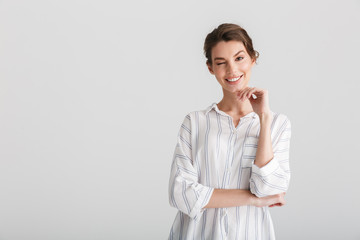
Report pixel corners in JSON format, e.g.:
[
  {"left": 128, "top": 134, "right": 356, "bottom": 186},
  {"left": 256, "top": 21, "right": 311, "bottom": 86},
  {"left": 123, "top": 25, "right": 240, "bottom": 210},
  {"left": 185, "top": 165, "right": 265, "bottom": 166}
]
[
  {"left": 188, "top": 187, "right": 214, "bottom": 220},
  {"left": 252, "top": 158, "right": 280, "bottom": 177}
]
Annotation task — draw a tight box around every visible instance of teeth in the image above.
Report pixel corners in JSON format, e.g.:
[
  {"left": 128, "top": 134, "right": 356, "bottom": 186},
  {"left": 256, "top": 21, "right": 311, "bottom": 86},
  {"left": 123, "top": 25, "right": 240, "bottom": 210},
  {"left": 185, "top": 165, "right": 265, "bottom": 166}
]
[{"left": 227, "top": 75, "right": 242, "bottom": 82}]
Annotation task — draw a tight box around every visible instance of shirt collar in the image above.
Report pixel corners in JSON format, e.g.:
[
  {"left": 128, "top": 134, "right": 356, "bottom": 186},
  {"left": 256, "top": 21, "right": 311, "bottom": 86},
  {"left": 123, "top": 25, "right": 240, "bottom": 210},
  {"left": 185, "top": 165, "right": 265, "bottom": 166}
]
[{"left": 205, "top": 102, "right": 257, "bottom": 119}]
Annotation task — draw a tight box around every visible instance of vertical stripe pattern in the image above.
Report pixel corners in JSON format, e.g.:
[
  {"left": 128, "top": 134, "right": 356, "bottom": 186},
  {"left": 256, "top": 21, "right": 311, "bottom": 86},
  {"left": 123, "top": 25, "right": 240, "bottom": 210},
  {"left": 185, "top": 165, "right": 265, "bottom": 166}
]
[{"left": 168, "top": 102, "right": 292, "bottom": 240}]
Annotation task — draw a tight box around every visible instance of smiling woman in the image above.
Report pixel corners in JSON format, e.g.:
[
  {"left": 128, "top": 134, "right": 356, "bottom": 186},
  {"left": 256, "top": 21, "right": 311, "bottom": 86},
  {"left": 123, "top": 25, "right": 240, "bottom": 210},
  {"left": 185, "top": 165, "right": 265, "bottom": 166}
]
[
  {"left": 167, "top": 23, "right": 292, "bottom": 240},
  {"left": 207, "top": 40, "right": 255, "bottom": 90}
]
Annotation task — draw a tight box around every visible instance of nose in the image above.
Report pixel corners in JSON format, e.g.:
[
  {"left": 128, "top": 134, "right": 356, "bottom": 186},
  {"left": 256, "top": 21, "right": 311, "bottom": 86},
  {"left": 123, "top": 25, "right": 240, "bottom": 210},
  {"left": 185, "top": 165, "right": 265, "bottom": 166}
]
[{"left": 226, "top": 61, "right": 238, "bottom": 75}]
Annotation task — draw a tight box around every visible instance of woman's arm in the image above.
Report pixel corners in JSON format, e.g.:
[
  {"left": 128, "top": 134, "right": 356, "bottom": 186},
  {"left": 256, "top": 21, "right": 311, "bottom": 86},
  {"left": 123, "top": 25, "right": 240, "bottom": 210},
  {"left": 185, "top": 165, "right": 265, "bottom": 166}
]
[
  {"left": 250, "top": 115, "right": 292, "bottom": 197},
  {"left": 254, "top": 113, "right": 274, "bottom": 168},
  {"left": 169, "top": 114, "right": 215, "bottom": 220},
  {"left": 204, "top": 189, "right": 285, "bottom": 208},
  {"left": 239, "top": 87, "right": 292, "bottom": 198}
]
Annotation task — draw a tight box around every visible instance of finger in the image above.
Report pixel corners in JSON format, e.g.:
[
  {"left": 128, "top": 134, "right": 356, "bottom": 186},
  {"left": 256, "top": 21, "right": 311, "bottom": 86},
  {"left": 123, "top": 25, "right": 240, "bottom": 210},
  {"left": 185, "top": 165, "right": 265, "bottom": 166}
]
[
  {"left": 252, "top": 88, "right": 268, "bottom": 99},
  {"left": 236, "top": 90, "right": 244, "bottom": 99},
  {"left": 238, "top": 87, "right": 251, "bottom": 97},
  {"left": 246, "top": 87, "right": 257, "bottom": 99},
  {"left": 244, "top": 87, "right": 254, "bottom": 98},
  {"left": 238, "top": 87, "right": 251, "bottom": 100},
  {"left": 270, "top": 203, "right": 281, "bottom": 207},
  {"left": 242, "top": 87, "right": 254, "bottom": 100},
  {"left": 248, "top": 87, "right": 265, "bottom": 96},
  {"left": 241, "top": 90, "right": 250, "bottom": 101}
]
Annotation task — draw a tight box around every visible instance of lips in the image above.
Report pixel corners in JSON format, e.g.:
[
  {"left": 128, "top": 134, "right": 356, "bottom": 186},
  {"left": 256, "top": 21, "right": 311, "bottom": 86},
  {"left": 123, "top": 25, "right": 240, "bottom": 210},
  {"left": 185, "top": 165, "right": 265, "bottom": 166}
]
[{"left": 226, "top": 74, "right": 244, "bottom": 83}]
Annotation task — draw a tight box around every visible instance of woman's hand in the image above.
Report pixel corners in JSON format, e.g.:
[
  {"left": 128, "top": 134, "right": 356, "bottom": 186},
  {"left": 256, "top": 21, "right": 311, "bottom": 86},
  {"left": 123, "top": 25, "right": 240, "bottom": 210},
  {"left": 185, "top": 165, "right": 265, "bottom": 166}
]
[
  {"left": 253, "top": 192, "right": 286, "bottom": 208},
  {"left": 237, "top": 87, "right": 271, "bottom": 116}
]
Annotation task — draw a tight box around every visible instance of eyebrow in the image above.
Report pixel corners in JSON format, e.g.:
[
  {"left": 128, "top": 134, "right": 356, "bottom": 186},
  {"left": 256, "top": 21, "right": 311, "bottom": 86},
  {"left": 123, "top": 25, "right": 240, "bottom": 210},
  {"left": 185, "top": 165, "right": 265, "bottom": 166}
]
[{"left": 214, "top": 50, "right": 245, "bottom": 61}]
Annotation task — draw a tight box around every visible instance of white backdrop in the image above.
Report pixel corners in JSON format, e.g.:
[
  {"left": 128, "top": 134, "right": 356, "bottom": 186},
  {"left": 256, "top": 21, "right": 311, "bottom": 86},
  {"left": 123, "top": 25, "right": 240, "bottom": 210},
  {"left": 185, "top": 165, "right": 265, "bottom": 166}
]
[{"left": 1, "top": 0, "right": 359, "bottom": 239}]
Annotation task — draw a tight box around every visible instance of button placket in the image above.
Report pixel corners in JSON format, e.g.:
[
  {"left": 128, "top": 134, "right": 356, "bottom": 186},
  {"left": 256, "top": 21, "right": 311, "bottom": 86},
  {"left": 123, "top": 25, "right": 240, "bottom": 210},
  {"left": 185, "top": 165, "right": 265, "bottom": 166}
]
[
  {"left": 225, "top": 131, "right": 237, "bottom": 188},
  {"left": 221, "top": 118, "right": 234, "bottom": 189}
]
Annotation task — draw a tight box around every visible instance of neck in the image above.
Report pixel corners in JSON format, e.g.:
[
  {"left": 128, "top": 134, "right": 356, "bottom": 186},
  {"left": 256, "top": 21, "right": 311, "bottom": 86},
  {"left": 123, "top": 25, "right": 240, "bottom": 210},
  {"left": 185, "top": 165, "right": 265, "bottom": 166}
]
[{"left": 217, "top": 89, "right": 253, "bottom": 115}]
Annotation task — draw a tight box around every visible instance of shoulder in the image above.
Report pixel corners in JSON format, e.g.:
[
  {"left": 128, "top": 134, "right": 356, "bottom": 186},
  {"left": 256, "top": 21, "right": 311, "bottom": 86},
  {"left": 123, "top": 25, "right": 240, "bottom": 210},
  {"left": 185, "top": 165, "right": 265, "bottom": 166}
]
[
  {"left": 271, "top": 111, "right": 290, "bottom": 122},
  {"left": 177, "top": 106, "right": 212, "bottom": 134},
  {"left": 181, "top": 104, "right": 212, "bottom": 122},
  {"left": 270, "top": 111, "right": 291, "bottom": 132},
  {"left": 180, "top": 111, "right": 199, "bottom": 127}
]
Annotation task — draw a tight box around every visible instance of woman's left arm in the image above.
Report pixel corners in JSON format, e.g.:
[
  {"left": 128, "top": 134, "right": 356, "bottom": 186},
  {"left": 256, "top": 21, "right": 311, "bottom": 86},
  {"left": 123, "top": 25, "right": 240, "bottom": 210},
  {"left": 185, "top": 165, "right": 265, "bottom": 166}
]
[
  {"left": 250, "top": 113, "right": 292, "bottom": 197},
  {"left": 239, "top": 87, "right": 292, "bottom": 198},
  {"left": 255, "top": 113, "right": 276, "bottom": 168}
]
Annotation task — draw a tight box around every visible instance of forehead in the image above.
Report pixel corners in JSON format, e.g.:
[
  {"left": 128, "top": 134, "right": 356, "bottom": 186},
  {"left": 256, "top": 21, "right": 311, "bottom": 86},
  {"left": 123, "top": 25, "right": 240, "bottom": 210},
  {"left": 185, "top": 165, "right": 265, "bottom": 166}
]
[{"left": 211, "top": 40, "right": 247, "bottom": 60}]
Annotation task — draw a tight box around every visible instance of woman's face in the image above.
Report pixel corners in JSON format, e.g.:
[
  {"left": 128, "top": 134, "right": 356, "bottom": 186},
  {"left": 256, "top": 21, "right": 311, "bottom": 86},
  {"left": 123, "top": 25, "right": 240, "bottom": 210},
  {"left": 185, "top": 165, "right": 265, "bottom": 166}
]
[{"left": 207, "top": 40, "right": 256, "bottom": 94}]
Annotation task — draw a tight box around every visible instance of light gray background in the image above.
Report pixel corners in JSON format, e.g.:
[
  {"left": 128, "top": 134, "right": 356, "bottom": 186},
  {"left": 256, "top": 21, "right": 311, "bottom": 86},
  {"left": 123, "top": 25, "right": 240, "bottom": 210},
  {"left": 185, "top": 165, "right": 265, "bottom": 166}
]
[{"left": 1, "top": 0, "right": 359, "bottom": 239}]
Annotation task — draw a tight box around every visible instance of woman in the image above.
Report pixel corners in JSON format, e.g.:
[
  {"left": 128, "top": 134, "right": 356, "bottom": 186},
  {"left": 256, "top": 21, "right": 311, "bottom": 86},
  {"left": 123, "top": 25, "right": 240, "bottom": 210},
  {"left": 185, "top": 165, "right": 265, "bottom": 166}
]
[{"left": 168, "top": 23, "right": 292, "bottom": 240}]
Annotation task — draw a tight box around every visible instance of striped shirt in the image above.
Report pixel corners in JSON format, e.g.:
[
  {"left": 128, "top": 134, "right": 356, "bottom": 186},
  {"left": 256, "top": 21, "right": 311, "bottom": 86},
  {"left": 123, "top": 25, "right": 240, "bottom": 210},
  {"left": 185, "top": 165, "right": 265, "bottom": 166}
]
[{"left": 168, "top": 102, "right": 292, "bottom": 240}]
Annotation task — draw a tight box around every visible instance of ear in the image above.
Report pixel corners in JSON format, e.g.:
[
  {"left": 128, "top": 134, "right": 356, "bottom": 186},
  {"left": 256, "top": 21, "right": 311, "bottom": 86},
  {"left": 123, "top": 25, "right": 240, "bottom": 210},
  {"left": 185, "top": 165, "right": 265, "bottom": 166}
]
[
  {"left": 207, "top": 62, "right": 214, "bottom": 75},
  {"left": 251, "top": 58, "right": 256, "bottom": 67}
]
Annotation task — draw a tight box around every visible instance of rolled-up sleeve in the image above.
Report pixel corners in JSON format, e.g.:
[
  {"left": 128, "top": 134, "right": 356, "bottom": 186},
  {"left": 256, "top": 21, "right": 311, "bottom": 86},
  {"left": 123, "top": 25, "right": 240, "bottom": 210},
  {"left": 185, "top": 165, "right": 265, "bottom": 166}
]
[
  {"left": 250, "top": 118, "right": 292, "bottom": 197},
  {"left": 168, "top": 114, "right": 214, "bottom": 220}
]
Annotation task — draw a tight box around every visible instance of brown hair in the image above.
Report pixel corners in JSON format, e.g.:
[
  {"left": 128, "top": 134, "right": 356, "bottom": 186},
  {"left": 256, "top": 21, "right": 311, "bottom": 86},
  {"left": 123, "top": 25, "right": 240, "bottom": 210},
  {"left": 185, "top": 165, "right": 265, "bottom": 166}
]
[{"left": 204, "top": 23, "right": 260, "bottom": 65}]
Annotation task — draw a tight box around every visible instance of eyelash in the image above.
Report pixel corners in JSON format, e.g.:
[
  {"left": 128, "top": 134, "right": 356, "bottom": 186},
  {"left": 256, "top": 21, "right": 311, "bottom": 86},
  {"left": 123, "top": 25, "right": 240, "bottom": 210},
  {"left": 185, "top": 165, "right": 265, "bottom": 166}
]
[{"left": 216, "top": 57, "right": 244, "bottom": 65}]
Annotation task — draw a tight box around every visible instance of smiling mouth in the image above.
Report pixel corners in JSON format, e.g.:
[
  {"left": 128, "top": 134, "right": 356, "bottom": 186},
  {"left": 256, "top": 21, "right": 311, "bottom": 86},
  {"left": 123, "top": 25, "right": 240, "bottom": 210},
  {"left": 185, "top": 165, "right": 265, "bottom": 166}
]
[{"left": 226, "top": 75, "right": 243, "bottom": 82}]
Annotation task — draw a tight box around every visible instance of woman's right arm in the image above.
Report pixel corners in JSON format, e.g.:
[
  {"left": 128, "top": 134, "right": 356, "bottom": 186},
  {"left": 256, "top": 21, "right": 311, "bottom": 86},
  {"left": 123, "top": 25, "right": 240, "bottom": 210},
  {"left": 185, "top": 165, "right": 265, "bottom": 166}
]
[{"left": 204, "top": 189, "right": 285, "bottom": 209}]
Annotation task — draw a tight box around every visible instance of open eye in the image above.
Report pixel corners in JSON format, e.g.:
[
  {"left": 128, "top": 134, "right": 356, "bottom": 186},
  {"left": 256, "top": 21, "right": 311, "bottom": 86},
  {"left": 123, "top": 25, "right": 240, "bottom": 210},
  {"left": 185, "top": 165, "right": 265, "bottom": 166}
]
[{"left": 236, "top": 56, "right": 244, "bottom": 61}]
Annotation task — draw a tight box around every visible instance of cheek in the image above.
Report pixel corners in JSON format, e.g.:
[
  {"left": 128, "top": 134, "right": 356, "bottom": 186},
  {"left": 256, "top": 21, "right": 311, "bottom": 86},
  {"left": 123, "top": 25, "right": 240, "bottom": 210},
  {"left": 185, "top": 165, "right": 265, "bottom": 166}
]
[
  {"left": 241, "top": 61, "right": 252, "bottom": 71},
  {"left": 214, "top": 67, "right": 225, "bottom": 76}
]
